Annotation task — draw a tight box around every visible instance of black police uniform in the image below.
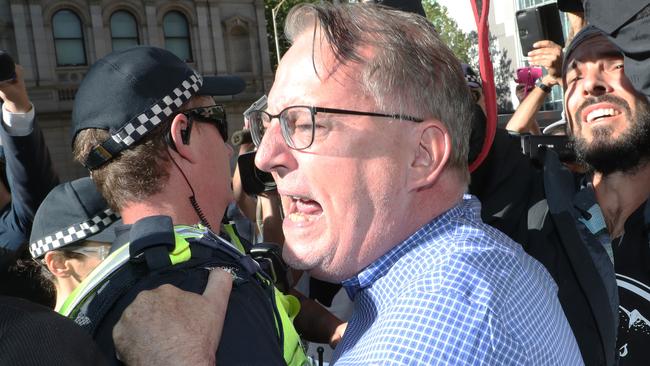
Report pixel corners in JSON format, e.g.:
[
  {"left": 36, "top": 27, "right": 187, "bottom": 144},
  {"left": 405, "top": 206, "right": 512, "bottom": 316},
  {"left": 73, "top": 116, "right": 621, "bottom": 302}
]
[{"left": 62, "top": 215, "right": 286, "bottom": 366}]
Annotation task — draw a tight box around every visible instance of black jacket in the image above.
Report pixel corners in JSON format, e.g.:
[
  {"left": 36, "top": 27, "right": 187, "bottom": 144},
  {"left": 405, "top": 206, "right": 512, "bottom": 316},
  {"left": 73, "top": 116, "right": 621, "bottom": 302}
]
[
  {"left": 470, "top": 129, "right": 618, "bottom": 366},
  {"left": 0, "top": 118, "right": 59, "bottom": 270}
]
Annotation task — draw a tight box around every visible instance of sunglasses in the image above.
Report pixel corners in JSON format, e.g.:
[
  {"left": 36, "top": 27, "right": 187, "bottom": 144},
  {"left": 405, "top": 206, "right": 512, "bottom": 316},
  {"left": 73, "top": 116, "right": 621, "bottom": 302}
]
[{"left": 182, "top": 105, "right": 228, "bottom": 141}]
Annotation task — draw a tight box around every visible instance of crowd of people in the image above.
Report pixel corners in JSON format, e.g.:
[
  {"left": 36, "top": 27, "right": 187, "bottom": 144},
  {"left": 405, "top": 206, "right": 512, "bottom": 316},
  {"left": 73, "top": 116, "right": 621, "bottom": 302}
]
[{"left": 0, "top": 0, "right": 649, "bottom": 365}]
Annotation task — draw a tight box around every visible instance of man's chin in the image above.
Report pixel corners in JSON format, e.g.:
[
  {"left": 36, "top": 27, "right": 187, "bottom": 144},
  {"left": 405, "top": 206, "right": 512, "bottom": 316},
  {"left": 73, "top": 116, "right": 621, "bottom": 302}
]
[
  {"left": 576, "top": 139, "right": 644, "bottom": 176},
  {"left": 282, "top": 246, "right": 320, "bottom": 271}
]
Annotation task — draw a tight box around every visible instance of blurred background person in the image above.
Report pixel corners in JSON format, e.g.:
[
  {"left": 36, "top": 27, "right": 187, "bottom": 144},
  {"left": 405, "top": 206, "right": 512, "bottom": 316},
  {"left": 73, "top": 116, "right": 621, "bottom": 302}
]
[
  {"left": 506, "top": 40, "right": 563, "bottom": 135},
  {"left": 0, "top": 59, "right": 59, "bottom": 306}
]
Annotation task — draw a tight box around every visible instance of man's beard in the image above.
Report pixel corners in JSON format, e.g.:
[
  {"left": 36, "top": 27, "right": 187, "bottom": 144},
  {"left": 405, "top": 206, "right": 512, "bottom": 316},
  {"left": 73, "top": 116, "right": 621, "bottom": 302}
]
[{"left": 572, "top": 95, "right": 650, "bottom": 176}]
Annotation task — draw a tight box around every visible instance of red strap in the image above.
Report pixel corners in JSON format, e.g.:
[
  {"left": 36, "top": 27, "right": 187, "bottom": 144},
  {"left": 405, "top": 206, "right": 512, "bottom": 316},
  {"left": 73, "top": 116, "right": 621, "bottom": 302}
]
[{"left": 468, "top": 0, "right": 496, "bottom": 172}]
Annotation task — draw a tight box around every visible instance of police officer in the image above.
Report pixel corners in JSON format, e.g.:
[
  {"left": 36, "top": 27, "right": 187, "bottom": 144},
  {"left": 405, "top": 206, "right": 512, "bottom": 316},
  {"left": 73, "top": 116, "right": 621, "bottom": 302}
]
[
  {"left": 29, "top": 177, "right": 119, "bottom": 311},
  {"left": 69, "top": 46, "right": 297, "bottom": 365}
]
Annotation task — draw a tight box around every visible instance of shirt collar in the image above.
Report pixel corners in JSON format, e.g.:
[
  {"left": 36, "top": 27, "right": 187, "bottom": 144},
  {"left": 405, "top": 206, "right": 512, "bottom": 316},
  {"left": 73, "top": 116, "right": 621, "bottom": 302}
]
[{"left": 342, "top": 195, "right": 477, "bottom": 299}]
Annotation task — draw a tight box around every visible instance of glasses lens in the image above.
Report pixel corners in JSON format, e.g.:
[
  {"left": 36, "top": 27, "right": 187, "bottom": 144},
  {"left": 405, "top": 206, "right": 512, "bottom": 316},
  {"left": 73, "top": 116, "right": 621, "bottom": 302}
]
[
  {"left": 280, "top": 106, "right": 314, "bottom": 150},
  {"left": 248, "top": 110, "right": 267, "bottom": 147}
]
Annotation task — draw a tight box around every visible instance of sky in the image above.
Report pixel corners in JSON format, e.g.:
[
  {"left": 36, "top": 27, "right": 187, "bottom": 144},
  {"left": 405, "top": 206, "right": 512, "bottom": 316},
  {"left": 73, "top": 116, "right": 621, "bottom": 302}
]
[{"left": 436, "top": 0, "right": 478, "bottom": 33}]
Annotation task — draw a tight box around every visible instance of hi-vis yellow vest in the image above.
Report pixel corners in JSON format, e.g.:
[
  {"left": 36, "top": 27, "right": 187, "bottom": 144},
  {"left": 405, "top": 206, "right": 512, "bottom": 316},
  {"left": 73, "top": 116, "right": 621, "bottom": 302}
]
[{"left": 60, "top": 224, "right": 308, "bottom": 366}]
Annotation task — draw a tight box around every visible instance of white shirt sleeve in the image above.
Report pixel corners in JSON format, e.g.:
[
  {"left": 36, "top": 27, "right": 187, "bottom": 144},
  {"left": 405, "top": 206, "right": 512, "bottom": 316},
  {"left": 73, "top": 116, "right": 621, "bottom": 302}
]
[{"left": 2, "top": 102, "right": 35, "bottom": 137}]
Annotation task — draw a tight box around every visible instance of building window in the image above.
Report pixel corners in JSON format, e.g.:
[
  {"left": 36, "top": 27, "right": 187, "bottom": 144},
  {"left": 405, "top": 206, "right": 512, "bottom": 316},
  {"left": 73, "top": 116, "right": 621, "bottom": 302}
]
[
  {"left": 163, "top": 11, "right": 192, "bottom": 62},
  {"left": 52, "top": 9, "right": 86, "bottom": 66},
  {"left": 111, "top": 10, "right": 139, "bottom": 51},
  {"left": 229, "top": 25, "right": 252, "bottom": 73}
]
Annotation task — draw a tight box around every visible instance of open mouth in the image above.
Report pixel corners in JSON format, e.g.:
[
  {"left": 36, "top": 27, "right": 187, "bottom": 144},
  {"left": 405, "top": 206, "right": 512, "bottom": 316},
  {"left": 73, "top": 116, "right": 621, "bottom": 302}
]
[
  {"left": 283, "top": 195, "right": 323, "bottom": 224},
  {"left": 585, "top": 108, "right": 622, "bottom": 123}
]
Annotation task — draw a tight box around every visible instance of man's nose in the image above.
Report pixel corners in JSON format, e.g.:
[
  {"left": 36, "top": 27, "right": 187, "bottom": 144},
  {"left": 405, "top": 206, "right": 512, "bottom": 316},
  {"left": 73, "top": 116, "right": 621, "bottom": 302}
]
[
  {"left": 254, "top": 120, "right": 295, "bottom": 175},
  {"left": 582, "top": 66, "right": 612, "bottom": 97}
]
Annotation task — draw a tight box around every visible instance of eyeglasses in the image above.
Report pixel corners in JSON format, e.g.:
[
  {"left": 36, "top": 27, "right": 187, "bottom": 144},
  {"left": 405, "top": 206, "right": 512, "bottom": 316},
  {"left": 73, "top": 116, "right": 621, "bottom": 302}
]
[
  {"left": 248, "top": 105, "right": 423, "bottom": 150},
  {"left": 182, "top": 104, "right": 228, "bottom": 141},
  {"left": 66, "top": 244, "right": 111, "bottom": 261}
]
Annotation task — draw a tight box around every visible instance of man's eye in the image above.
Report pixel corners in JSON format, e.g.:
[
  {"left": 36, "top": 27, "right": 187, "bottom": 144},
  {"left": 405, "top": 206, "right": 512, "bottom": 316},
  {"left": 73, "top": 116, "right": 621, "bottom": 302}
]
[
  {"left": 567, "top": 75, "right": 581, "bottom": 84},
  {"left": 293, "top": 120, "right": 312, "bottom": 131}
]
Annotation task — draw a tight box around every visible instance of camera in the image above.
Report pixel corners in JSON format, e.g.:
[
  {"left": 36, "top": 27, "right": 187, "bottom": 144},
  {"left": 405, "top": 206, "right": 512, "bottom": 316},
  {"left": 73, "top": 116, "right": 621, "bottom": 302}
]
[
  {"left": 518, "top": 134, "right": 576, "bottom": 164},
  {"left": 237, "top": 150, "right": 276, "bottom": 195}
]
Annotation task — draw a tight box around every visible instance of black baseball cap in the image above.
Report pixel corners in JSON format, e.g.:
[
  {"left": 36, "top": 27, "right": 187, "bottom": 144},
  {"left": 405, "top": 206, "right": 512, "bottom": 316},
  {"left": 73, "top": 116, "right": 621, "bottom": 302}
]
[
  {"left": 29, "top": 177, "right": 121, "bottom": 259},
  {"left": 562, "top": 25, "right": 610, "bottom": 80},
  {"left": 71, "top": 46, "right": 246, "bottom": 170}
]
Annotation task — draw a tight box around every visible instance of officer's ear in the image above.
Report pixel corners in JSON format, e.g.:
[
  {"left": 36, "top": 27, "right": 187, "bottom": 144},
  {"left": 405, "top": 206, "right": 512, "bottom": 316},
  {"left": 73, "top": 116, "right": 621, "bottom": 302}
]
[
  {"left": 168, "top": 113, "right": 197, "bottom": 163},
  {"left": 44, "top": 251, "right": 74, "bottom": 279}
]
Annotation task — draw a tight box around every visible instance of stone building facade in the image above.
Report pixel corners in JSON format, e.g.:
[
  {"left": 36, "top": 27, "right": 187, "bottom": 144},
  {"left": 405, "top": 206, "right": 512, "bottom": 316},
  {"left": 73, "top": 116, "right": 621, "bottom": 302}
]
[{"left": 0, "top": 0, "right": 273, "bottom": 180}]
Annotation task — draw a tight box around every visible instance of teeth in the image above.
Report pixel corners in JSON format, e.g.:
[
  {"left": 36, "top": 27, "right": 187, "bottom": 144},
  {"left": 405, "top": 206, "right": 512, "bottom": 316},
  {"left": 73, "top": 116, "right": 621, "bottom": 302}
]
[
  {"left": 587, "top": 108, "right": 618, "bottom": 123},
  {"left": 288, "top": 212, "right": 309, "bottom": 222}
]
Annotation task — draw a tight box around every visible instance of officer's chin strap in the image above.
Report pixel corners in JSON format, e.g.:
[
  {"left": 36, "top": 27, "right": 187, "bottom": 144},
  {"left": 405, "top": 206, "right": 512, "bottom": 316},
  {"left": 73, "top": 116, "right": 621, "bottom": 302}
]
[{"left": 166, "top": 149, "right": 214, "bottom": 232}]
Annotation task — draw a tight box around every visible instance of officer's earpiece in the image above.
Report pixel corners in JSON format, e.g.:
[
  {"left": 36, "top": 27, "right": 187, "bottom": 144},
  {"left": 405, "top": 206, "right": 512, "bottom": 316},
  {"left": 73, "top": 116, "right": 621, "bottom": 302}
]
[
  {"left": 180, "top": 115, "right": 193, "bottom": 145},
  {"left": 167, "top": 114, "right": 192, "bottom": 152},
  {"left": 181, "top": 127, "right": 191, "bottom": 145}
]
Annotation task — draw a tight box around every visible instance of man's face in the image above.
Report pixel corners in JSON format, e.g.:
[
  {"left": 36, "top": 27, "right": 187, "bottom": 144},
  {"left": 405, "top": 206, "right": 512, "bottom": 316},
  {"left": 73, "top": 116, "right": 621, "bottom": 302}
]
[
  {"left": 255, "top": 32, "right": 415, "bottom": 282},
  {"left": 190, "top": 96, "right": 234, "bottom": 225},
  {"left": 564, "top": 34, "right": 650, "bottom": 175}
]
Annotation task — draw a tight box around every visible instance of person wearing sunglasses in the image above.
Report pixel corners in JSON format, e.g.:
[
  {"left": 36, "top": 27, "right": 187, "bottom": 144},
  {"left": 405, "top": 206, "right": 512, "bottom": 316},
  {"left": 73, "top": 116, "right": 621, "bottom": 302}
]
[
  {"left": 69, "top": 46, "right": 296, "bottom": 366},
  {"left": 29, "top": 177, "right": 119, "bottom": 311}
]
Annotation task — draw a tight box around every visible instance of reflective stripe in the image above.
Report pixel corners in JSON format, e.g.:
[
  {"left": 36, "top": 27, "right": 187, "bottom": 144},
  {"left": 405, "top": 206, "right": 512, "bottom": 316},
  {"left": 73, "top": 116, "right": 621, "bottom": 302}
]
[
  {"left": 223, "top": 224, "right": 246, "bottom": 253},
  {"left": 275, "top": 290, "right": 308, "bottom": 366},
  {"left": 59, "top": 243, "right": 131, "bottom": 316},
  {"left": 170, "top": 232, "right": 191, "bottom": 265},
  {"left": 61, "top": 223, "right": 308, "bottom": 365},
  {"left": 60, "top": 226, "right": 201, "bottom": 316}
]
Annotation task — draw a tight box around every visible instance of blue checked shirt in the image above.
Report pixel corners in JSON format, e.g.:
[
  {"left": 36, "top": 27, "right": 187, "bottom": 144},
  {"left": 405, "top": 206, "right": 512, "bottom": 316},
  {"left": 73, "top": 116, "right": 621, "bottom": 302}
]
[{"left": 332, "top": 195, "right": 584, "bottom": 365}]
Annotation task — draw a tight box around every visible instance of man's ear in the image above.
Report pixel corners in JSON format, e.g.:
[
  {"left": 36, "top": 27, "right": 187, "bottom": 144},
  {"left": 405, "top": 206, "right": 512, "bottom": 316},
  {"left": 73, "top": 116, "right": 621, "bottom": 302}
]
[
  {"left": 407, "top": 120, "right": 451, "bottom": 191},
  {"left": 44, "top": 251, "right": 73, "bottom": 279},
  {"left": 169, "top": 114, "right": 196, "bottom": 163}
]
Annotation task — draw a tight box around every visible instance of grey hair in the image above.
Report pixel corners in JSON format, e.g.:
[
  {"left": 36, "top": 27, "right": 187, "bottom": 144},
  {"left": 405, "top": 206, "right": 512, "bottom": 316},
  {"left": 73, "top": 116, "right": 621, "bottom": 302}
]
[{"left": 285, "top": 3, "right": 474, "bottom": 177}]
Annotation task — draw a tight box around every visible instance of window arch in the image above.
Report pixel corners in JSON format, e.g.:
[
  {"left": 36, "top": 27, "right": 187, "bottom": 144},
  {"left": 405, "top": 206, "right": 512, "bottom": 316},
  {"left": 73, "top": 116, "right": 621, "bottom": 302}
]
[
  {"left": 110, "top": 10, "right": 139, "bottom": 51},
  {"left": 52, "top": 9, "right": 86, "bottom": 66},
  {"left": 163, "top": 11, "right": 192, "bottom": 62}
]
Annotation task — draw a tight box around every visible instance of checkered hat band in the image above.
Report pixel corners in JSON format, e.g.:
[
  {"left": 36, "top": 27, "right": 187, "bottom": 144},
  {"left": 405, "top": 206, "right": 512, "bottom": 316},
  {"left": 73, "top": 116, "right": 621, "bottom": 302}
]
[
  {"left": 29, "top": 209, "right": 120, "bottom": 258},
  {"left": 465, "top": 74, "right": 482, "bottom": 88},
  {"left": 112, "top": 72, "right": 202, "bottom": 147},
  {"left": 84, "top": 72, "right": 203, "bottom": 170}
]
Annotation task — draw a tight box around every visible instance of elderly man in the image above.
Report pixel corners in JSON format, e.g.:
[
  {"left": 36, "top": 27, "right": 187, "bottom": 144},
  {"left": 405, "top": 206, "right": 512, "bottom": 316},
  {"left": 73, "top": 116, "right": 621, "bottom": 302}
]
[{"left": 114, "top": 4, "right": 582, "bottom": 365}]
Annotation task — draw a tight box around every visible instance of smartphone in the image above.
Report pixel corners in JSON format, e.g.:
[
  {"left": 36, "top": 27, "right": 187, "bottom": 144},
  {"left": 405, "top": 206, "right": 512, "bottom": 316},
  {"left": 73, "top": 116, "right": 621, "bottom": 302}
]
[
  {"left": 516, "top": 3, "right": 564, "bottom": 55},
  {"left": 0, "top": 51, "right": 16, "bottom": 83}
]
